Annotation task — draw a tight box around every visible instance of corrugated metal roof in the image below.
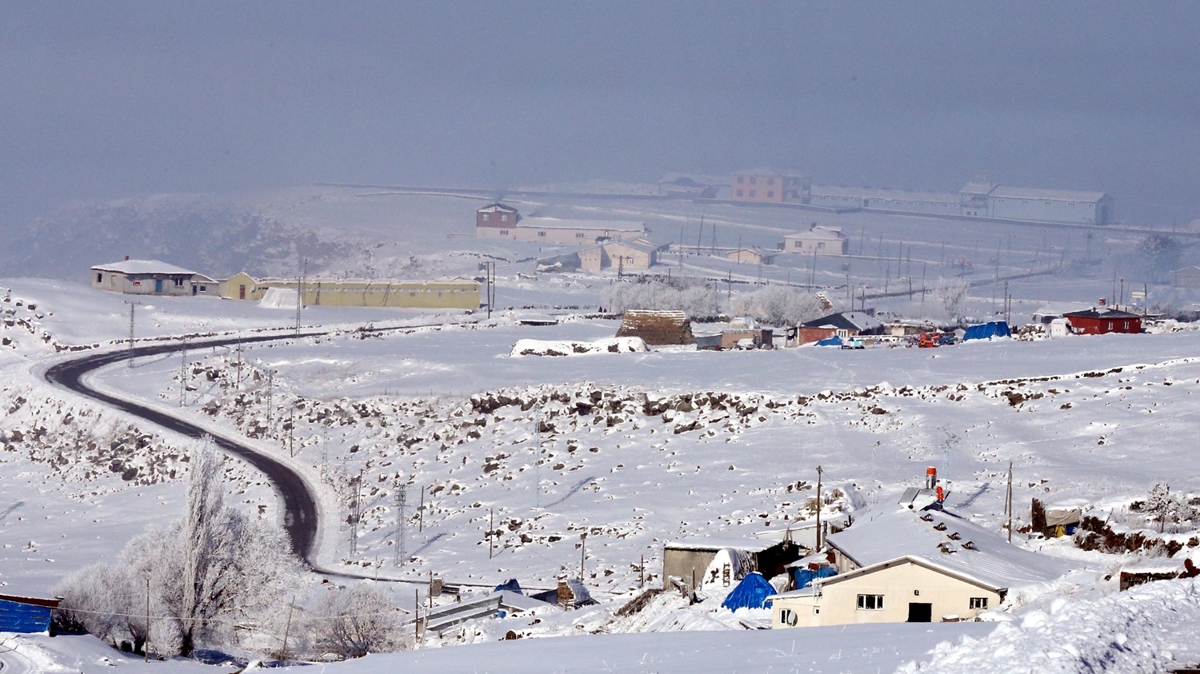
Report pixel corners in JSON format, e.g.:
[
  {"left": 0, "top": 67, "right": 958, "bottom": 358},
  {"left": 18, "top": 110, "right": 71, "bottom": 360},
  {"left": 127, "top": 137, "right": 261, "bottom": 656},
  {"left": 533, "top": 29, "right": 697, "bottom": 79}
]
[{"left": 988, "top": 186, "right": 1108, "bottom": 203}]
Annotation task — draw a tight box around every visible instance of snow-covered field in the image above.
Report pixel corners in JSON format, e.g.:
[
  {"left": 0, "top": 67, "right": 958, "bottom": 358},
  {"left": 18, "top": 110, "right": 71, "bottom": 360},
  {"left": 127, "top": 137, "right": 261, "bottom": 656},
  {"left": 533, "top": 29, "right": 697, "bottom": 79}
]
[{"left": 5, "top": 187, "right": 1200, "bottom": 673}]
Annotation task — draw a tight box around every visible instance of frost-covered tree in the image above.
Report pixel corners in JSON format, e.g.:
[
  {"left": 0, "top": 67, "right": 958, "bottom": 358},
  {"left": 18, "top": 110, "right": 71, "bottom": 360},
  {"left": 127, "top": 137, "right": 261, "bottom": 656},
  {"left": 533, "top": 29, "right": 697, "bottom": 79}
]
[
  {"left": 56, "top": 563, "right": 148, "bottom": 652},
  {"left": 731, "top": 286, "right": 824, "bottom": 326},
  {"left": 146, "top": 439, "right": 308, "bottom": 656},
  {"left": 604, "top": 278, "right": 723, "bottom": 317},
  {"left": 57, "top": 437, "right": 307, "bottom": 658},
  {"left": 1144, "top": 482, "right": 1196, "bottom": 533},
  {"left": 933, "top": 277, "right": 971, "bottom": 320},
  {"left": 312, "top": 584, "right": 403, "bottom": 658}
]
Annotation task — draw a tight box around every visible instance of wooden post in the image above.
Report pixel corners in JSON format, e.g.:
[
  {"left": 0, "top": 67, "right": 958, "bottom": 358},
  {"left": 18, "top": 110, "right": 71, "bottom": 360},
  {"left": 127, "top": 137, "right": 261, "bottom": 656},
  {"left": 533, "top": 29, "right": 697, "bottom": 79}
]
[
  {"left": 419, "top": 486, "right": 424, "bottom": 533},
  {"left": 414, "top": 589, "right": 420, "bottom": 648},
  {"left": 488, "top": 508, "right": 494, "bottom": 559},
  {"left": 280, "top": 595, "right": 295, "bottom": 661}
]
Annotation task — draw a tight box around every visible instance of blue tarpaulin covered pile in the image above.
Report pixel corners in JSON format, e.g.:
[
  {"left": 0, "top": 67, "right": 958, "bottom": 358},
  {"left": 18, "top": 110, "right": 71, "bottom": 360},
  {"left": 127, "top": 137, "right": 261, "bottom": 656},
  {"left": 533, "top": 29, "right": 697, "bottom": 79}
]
[
  {"left": 963, "top": 321, "right": 1011, "bottom": 342},
  {"left": 494, "top": 578, "right": 522, "bottom": 594},
  {"left": 814, "top": 336, "right": 843, "bottom": 347},
  {"left": 720, "top": 572, "right": 776, "bottom": 610},
  {"left": 792, "top": 565, "right": 837, "bottom": 590}
]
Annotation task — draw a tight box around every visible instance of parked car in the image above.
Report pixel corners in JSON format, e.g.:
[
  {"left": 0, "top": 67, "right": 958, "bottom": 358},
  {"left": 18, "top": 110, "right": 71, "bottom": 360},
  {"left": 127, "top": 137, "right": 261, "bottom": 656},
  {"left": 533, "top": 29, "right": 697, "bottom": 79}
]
[{"left": 840, "top": 339, "right": 865, "bottom": 350}]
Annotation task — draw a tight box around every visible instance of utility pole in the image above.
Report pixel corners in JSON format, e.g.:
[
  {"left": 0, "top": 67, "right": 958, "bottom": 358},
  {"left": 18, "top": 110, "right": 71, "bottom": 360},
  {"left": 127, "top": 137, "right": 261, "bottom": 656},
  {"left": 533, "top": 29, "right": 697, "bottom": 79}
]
[
  {"left": 418, "top": 485, "right": 425, "bottom": 532},
  {"left": 126, "top": 301, "right": 140, "bottom": 368},
  {"left": 395, "top": 482, "right": 407, "bottom": 567},
  {"left": 1005, "top": 461, "right": 1014, "bottom": 544},
  {"left": 579, "top": 532, "right": 587, "bottom": 581},
  {"left": 815, "top": 465, "right": 824, "bottom": 550},
  {"left": 696, "top": 217, "right": 704, "bottom": 253},
  {"left": 295, "top": 257, "right": 307, "bottom": 336},
  {"left": 726, "top": 270, "right": 732, "bottom": 307},
  {"left": 349, "top": 470, "right": 362, "bottom": 555},
  {"left": 287, "top": 407, "right": 295, "bottom": 457},
  {"left": 235, "top": 334, "right": 243, "bottom": 390},
  {"left": 179, "top": 340, "right": 188, "bottom": 407},
  {"left": 144, "top": 576, "right": 151, "bottom": 662},
  {"left": 488, "top": 507, "right": 495, "bottom": 559},
  {"left": 280, "top": 595, "right": 296, "bottom": 662},
  {"left": 267, "top": 370, "right": 274, "bottom": 430},
  {"left": 678, "top": 223, "right": 685, "bottom": 267}
]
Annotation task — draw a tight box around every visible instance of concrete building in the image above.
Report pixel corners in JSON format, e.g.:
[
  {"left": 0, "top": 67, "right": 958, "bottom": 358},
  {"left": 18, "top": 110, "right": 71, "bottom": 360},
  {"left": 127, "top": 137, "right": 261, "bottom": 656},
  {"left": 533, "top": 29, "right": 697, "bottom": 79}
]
[
  {"left": 782, "top": 224, "right": 848, "bottom": 256},
  {"left": 91, "top": 258, "right": 217, "bottom": 296},
  {"left": 769, "top": 504, "right": 1066, "bottom": 628},
  {"left": 808, "top": 186, "right": 960, "bottom": 215},
  {"left": 1062, "top": 307, "right": 1142, "bottom": 335},
  {"left": 579, "top": 239, "right": 666, "bottom": 273},
  {"left": 959, "top": 183, "right": 1112, "bottom": 225},
  {"left": 218, "top": 274, "right": 480, "bottom": 310},
  {"left": 725, "top": 248, "right": 777, "bottom": 265},
  {"left": 475, "top": 203, "right": 645, "bottom": 245},
  {"left": 731, "top": 168, "right": 811, "bottom": 204},
  {"left": 1170, "top": 266, "right": 1200, "bottom": 288}
]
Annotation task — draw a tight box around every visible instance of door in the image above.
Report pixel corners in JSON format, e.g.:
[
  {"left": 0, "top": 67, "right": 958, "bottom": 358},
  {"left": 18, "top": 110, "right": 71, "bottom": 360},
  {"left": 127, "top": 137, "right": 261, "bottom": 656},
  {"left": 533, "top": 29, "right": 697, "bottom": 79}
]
[
  {"left": 155, "top": 279, "right": 163, "bottom": 293},
  {"left": 192, "top": 285, "right": 198, "bottom": 296},
  {"left": 907, "top": 602, "right": 932, "bottom": 622},
  {"left": 239, "top": 285, "right": 246, "bottom": 300}
]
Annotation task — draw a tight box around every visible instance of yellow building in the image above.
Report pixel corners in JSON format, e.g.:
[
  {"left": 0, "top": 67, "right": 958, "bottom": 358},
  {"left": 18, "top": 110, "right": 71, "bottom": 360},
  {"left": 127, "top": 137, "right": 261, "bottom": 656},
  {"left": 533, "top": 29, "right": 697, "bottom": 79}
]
[{"left": 218, "top": 273, "right": 480, "bottom": 310}]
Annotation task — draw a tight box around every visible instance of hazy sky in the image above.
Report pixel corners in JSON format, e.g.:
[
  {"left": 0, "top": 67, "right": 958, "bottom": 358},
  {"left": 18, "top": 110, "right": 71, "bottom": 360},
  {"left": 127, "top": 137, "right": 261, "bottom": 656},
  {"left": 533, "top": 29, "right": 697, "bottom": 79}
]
[{"left": 3, "top": 2, "right": 1199, "bottom": 224}]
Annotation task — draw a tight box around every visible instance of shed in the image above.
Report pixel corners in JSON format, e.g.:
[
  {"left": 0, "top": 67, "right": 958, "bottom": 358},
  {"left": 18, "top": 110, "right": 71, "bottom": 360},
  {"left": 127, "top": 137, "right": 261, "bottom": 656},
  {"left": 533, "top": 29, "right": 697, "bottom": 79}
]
[
  {"left": 1063, "top": 308, "right": 1142, "bottom": 335},
  {"left": 725, "top": 248, "right": 776, "bottom": 265},
  {"left": 0, "top": 594, "right": 60, "bottom": 633},
  {"left": 663, "top": 538, "right": 803, "bottom": 591},
  {"left": 615, "top": 310, "right": 695, "bottom": 345},
  {"left": 782, "top": 224, "right": 848, "bottom": 256}
]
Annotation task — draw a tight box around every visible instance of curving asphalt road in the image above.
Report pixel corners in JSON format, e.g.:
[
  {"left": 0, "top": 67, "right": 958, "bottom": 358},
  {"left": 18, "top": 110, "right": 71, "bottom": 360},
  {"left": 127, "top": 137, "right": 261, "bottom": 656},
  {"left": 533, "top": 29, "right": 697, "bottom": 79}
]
[{"left": 44, "top": 332, "right": 324, "bottom": 563}]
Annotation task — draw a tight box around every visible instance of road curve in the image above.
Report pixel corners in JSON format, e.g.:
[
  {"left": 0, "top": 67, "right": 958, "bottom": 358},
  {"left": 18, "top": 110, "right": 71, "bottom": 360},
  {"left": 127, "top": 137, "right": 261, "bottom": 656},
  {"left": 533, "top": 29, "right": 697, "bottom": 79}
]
[{"left": 44, "top": 333, "right": 324, "bottom": 563}]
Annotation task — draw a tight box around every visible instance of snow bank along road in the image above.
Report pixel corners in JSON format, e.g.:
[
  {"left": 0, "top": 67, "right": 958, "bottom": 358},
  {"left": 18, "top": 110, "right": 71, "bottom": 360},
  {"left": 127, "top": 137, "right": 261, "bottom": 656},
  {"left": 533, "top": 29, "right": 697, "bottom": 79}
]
[{"left": 44, "top": 332, "right": 326, "bottom": 562}]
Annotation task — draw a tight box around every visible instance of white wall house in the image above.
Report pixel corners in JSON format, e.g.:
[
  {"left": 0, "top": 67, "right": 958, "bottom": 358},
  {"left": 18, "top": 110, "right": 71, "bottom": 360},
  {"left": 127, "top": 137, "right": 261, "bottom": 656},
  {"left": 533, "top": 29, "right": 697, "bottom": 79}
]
[
  {"left": 90, "top": 258, "right": 217, "bottom": 297},
  {"left": 475, "top": 203, "right": 645, "bottom": 245},
  {"left": 769, "top": 505, "right": 1068, "bottom": 629},
  {"left": 782, "top": 225, "right": 848, "bottom": 256}
]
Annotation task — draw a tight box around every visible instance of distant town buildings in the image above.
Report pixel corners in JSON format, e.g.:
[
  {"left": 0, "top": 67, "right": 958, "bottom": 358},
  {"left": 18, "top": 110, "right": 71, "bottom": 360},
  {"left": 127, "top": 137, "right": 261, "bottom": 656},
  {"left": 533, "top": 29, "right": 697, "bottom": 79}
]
[
  {"left": 475, "top": 203, "right": 646, "bottom": 245},
  {"left": 723, "top": 168, "right": 1112, "bottom": 225},
  {"left": 731, "top": 168, "right": 812, "bottom": 204}
]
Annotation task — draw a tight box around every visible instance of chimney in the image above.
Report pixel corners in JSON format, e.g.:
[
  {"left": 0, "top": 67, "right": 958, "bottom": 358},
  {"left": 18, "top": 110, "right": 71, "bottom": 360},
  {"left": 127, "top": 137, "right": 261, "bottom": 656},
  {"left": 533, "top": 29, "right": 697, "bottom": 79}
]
[
  {"left": 124, "top": 255, "right": 130, "bottom": 261},
  {"left": 925, "top": 466, "right": 937, "bottom": 489}
]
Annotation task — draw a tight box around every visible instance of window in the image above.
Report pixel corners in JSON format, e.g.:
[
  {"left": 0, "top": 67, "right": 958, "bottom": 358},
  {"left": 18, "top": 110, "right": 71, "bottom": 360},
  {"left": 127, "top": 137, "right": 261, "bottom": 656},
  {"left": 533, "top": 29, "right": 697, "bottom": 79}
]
[
  {"left": 174, "top": 278, "right": 184, "bottom": 287},
  {"left": 1107, "top": 321, "right": 1113, "bottom": 330},
  {"left": 793, "top": 241, "right": 802, "bottom": 249},
  {"left": 969, "top": 597, "right": 988, "bottom": 610},
  {"left": 767, "top": 178, "right": 774, "bottom": 185},
  {"left": 736, "top": 189, "right": 743, "bottom": 197},
  {"left": 750, "top": 177, "right": 757, "bottom": 184},
  {"left": 857, "top": 594, "right": 884, "bottom": 610},
  {"left": 817, "top": 242, "right": 825, "bottom": 249},
  {"left": 500, "top": 214, "right": 508, "bottom": 222},
  {"left": 576, "top": 232, "right": 586, "bottom": 238},
  {"left": 199, "top": 285, "right": 206, "bottom": 292},
  {"left": 537, "top": 231, "right": 546, "bottom": 237},
  {"left": 779, "top": 608, "right": 798, "bottom": 626},
  {"left": 498, "top": 230, "right": 509, "bottom": 235},
  {"left": 767, "top": 191, "right": 774, "bottom": 198},
  {"left": 737, "top": 176, "right": 744, "bottom": 184},
  {"left": 96, "top": 273, "right": 103, "bottom": 283}
]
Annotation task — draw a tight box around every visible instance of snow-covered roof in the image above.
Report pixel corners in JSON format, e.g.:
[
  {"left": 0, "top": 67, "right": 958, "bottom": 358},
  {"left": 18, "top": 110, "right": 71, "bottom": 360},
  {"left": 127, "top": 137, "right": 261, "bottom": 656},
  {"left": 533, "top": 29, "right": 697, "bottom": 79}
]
[
  {"left": 784, "top": 227, "right": 844, "bottom": 241},
  {"left": 825, "top": 507, "right": 1071, "bottom": 591},
  {"left": 960, "top": 181, "right": 997, "bottom": 196},
  {"left": 988, "top": 186, "right": 1109, "bottom": 203},
  {"left": 1063, "top": 307, "right": 1142, "bottom": 320},
  {"left": 520, "top": 217, "right": 644, "bottom": 232},
  {"left": 665, "top": 537, "right": 780, "bottom": 553},
  {"left": 801, "top": 311, "right": 883, "bottom": 333},
  {"left": 90, "top": 259, "right": 198, "bottom": 276},
  {"left": 810, "top": 185, "right": 959, "bottom": 203},
  {"left": 606, "top": 238, "right": 665, "bottom": 254},
  {"left": 658, "top": 172, "right": 728, "bottom": 187},
  {"left": 477, "top": 202, "right": 519, "bottom": 213},
  {"left": 734, "top": 167, "right": 809, "bottom": 179}
]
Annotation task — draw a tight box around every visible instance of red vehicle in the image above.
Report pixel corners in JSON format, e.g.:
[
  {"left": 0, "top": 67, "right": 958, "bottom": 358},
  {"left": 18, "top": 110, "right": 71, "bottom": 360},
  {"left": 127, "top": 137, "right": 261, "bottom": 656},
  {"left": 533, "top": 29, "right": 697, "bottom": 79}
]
[{"left": 918, "top": 332, "right": 941, "bottom": 348}]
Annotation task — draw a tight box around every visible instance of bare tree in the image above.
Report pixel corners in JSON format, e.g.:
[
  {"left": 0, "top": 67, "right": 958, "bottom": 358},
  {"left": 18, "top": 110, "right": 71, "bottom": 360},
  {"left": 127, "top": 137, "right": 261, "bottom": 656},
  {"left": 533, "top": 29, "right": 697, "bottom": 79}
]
[
  {"left": 934, "top": 277, "right": 970, "bottom": 320},
  {"left": 312, "top": 583, "right": 403, "bottom": 658}
]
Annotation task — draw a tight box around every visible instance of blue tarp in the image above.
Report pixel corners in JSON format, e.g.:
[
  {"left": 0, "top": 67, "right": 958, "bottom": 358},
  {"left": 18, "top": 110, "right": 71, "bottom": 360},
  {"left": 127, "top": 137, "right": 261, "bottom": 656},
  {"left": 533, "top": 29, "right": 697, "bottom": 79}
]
[
  {"left": 963, "top": 321, "right": 1011, "bottom": 342},
  {"left": 814, "top": 336, "right": 843, "bottom": 347},
  {"left": 720, "top": 572, "right": 776, "bottom": 610},
  {"left": 792, "top": 565, "right": 837, "bottom": 590},
  {"left": 0, "top": 598, "right": 53, "bottom": 633},
  {"left": 494, "top": 578, "right": 522, "bottom": 595}
]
